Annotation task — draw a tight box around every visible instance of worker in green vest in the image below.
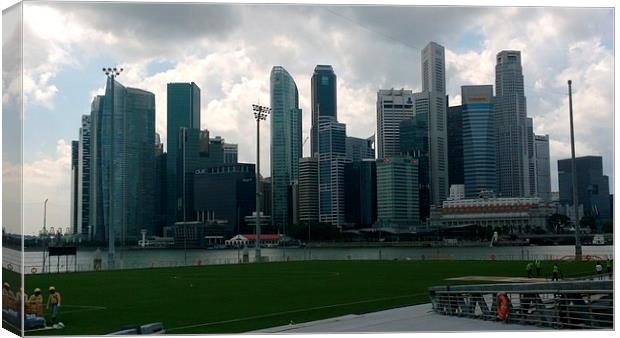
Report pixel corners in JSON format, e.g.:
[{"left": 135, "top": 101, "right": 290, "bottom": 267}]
[
  {"left": 526, "top": 262, "right": 533, "bottom": 278},
  {"left": 535, "top": 260, "right": 541, "bottom": 276}
]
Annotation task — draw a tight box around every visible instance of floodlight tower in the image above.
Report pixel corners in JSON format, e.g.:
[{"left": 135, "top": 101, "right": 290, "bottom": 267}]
[
  {"left": 102, "top": 66, "right": 123, "bottom": 269},
  {"left": 252, "top": 104, "right": 270, "bottom": 262},
  {"left": 568, "top": 80, "right": 582, "bottom": 260}
]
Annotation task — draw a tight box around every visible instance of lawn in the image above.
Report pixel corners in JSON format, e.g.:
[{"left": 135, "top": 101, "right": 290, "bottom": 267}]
[{"left": 2, "top": 260, "right": 595, "bottom": 335}]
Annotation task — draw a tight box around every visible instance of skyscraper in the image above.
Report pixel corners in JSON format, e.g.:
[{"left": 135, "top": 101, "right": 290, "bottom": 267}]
[
  {"left": 318, "top": 116, "right": 349, "bottom": 227},
  {"left": 270, "top": 66, "right": 302, "bottom": 231},
  {"left": 535, "top": 134, "right": 551, "bottom": 202},
  {"left": 298, "top": 157, "right": 319, "bottom": 224},
  {"left": 70, "top": 140, "right": 79, "bottom": 234},
  {"left": 344, "top": 159, "right": 377, "bottom": 228},
  {"left": 527, "top": 117, "right": 538, "bottom": 197},
  {"left": 376, "top": 156, "right": 419, "bottom": 229},
  {"left": 376, "top": 89, "right": 414, "bottom": 159},
  {"left": 558, "top": 156, "right": 610, "bottom": 221},
  {"left": 89, "top": 95, "right": 105, "bottom": 241},
  {"left": 346, "top": 136, "right": 375, "bottom": 161},
  {"left": 414, "top": 41, "right": 449, "bottom": 205},
  {"left": 167, "top": 82, "right": 201, "bottom": 226},
  {"left": 495, "top": 50, "right": 530, "bottom": 197},
  {"left": 400, "top": 116, "right": 429, "bottom": 222},
  {"left": 92, "top": 79, "right": 156, "bottom": 242},
  {"left": 223, "top": 142, "right": 238, "bottom": 164},
  {"left": 447, "top": 104, "right": 463, "bottom": 187},
  {"left": 154, "top": 133, "right": 167, "bottom": 235},
  {"left": 461, "top": 85, "right": 497, "bottom": 198},
  {"left": 311, "top": 65, "right": 337, "bottom": 157},
  {"left": 77, "top": 114, "right": 91, "bottom": 236}
]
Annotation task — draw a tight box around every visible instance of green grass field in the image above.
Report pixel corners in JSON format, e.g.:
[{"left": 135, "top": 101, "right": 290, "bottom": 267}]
[{"left": 2, "top": 260, "right": 595, "bottom": 335}]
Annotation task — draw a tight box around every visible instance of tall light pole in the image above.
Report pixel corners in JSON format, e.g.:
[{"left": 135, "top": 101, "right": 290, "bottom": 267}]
[
  {"left": 568, "top": 80, "right": 582, "bottom": 260},
  {"left": 252, "top": 104, "right": 270, "bottom": 262},
  {"left": 42, "top": 198, "right": 48, "bottom": 272},
  {"left": 102, "top": 67, "right": 123, "bottom": 269}
]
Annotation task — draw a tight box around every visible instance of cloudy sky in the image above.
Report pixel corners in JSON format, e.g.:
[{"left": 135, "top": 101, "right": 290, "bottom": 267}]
[{"left": 2, "top": 1, "right": 614, "bottom": 234}]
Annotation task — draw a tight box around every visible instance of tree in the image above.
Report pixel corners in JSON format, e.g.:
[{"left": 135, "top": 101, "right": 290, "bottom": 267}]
[
  {"left": 547, "top": 213, "right": 570, "bottom": 233},
  {"left": 579, "top": 215, "right": 597, "bottom": 233}
]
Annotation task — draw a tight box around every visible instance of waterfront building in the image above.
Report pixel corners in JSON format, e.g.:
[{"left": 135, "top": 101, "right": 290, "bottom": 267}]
[
  {"left": 376, "top": 156, "right": 419, "bottom": 229},
  {"left": 298, "top": 157, "right": 319, "bottom": 223},
  {"left": 346, "top": 136, "right": 375, "bottom": 161},
  {"left": 376, "top": 89, "right": 415, "bottom": 159},
  {"left": 270, "top": 66, "right": 303, "bottom": 231},
  {"left": 311, "top": 65, "right": 337, "bottom": 157},
  {"left": 558, "top": 156, "right": 611, "bottom": 221},
  {"left": 461, "top": 85, "right": 497, "bottom": 198},
  {"left": 495, "top": 50, "right": 530, "bottom": 197},
  {"left": 154, "top": 134, "right": 167, "bottom": 235},
  {"left": 193, "top": 163, "right": 256, "bottom": 235},
  {"left": 88, "top": 95, "right": 105, "bottom": 241},
  {"left": 399, "top": 116, "right": 430, "bottom": 223},
  {"left": 77, "top": 115, "right": 91, "bottom": 236},
  {"left": 447, "top": 104, "right": 463, "bottom": 187},
  {"left": 90, "top": 79, "right": 157, "bottom": 242},
  {"left": 167, "top": 82, "right": 201, "bottom": 226},
  {"left": 344, "top": 159, "right": 377, "bottom": 228},
  {"left": 70, "top": 140, "right": 79, "bottom": 234},
  {"left": 429, "top": 196, "right": 551, "bottom": 234},
  {"left": 535, "top": 134, "right": 551, "bottom": 202},
  {"left": 527, "top": 118, "right": 538, "bottom": 197},
  {"left": 413, "top": 42, "right": 449, "bottom": 206},
  {"left": 318, "top": 116, "right": 349, "bottom": 227}
]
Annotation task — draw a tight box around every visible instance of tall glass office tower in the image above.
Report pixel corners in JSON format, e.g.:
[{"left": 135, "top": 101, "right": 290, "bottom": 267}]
[
  {"left": 270, "top": 66, "right": 302, "bottom": 231},
  {"left": 311, "top": 65, "right": 337, "bottom": 157},
  {"left": 318, "top": 116, "right": 349, "bottom": 227},
  {"left": 92, "top": 79, "right": 156, "bottom": 242},
  {"left": 495, "top": 50, "right": 530, "bottom": 197},
  {"left": 461, "top": 85, "right": 497, "bottom": 198},
  {"left": 167, "top": 82, "right": 200, "bottom": 226}
]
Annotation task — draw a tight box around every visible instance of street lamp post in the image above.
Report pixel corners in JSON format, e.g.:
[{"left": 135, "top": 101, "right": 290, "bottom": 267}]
[
  {"left": 252, "top": 104, "right": 270, "bottom": 263},
  {"left": 568, "top": 80, "right": 582, "bottom": 260},
  {"left": 102, "top": 67, "right": 123, "bottom": 269},
  {"left": 42, "top": 198, "right": 48, "bottom": 272}
]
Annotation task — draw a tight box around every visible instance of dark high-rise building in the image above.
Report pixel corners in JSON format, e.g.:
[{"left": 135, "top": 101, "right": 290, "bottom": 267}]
[
  {"left": 298, "top": 157, "right": 319, "bottom": 224},
  {"left": 535, "top": 134, "right": 551, "bottom": 202},
  {"left": 400, "top": 116, "right": 430, "bottom": 223},
  {"left": 70, "top": 140, "right": 79, "bottom": 234},
  {"left": 311, "top": 65, "right": 337, "bottom": 157},
  {"left": 90, "top": 79, "right": 156, "bottom": 242},
  {"left": 346, "top": 136, "right": 375, "bottom": 162},
  {"left": 167, "top": 82, "right": 200, "bottom": 226},
  {"left": 344, "top": 160, "right": 377, "bottom": 228},
  {"left": 318, "top": 116, "right": 349, "bottom": 227},
  {"left": 270, "top": 66, "right": 302, "bottom": 231},
  {"left": 78, "top": 115, "right": 91, "bottom": 236},
  {"left": 447, "top": 104, "right": 463, "bottom": 187},
  {"left": 461, "top": 85, "right": 497, "bottom": 198},
  {"left": 558, "top": 156, "right": 611, "bottom": 221},
  {"left": 193, "top": 163, "right": 256, "bottom": 235},
  {"left": 495, "top": 50, "right": 530, "bottom": 197},
  {"left": 154, "top": 133, "right": 167, "bottom": 235}
]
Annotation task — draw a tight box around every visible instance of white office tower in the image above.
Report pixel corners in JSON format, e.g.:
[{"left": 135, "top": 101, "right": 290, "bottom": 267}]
[{"left": 376, "top": 89, "right": 414, "bottom": 159}]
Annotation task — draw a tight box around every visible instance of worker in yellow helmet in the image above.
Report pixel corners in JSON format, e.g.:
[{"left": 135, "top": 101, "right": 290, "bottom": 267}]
[
  {"left": 28, "top": 288, "right": 44, "bottom": 316},
  {"left": 46, "top": 286, "right": 61, "bottom": 324}
]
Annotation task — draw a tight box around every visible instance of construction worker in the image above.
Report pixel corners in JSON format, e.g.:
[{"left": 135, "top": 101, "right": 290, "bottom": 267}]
[
  {"left": 28, "top": 288, "right": 44, "bottom": 316},
  {"left": 526, "top": 261, "right": 533, "bottom": 278},
  {"left": 535, "top": 260, "right": 541, "bottom": 276},
  {"left": 552, "top": 263, "right": 560, "bottom": 281},
  {"left": 46, "top": 286, "right": 61, "bottom": 324},
  {"left": 2, "top": 282, "right": 15, "bottom": 310}
]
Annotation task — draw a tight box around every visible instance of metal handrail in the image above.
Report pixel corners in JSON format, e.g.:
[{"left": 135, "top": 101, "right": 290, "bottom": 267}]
[{"left": 429, "top": 280, "right": 613, "bottom": 329}]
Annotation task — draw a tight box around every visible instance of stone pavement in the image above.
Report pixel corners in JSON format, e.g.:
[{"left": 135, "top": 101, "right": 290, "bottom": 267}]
[{"left": 253, "top": 303, "right": 548, "bottom": 333}]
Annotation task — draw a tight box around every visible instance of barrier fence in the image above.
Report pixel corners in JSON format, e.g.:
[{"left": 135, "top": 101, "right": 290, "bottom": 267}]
[{"left": 429, "top": 280, "right": 613, "bottom": 329}]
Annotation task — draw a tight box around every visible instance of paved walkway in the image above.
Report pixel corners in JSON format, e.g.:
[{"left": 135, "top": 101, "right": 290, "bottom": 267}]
[{"left": 253, "top": 303, "right": 548, "bottom": 333}]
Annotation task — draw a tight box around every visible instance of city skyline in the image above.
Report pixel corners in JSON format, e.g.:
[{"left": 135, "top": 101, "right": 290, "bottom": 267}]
[{"left": 3, "top": 3, "right": 613, "bottom": 234}]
